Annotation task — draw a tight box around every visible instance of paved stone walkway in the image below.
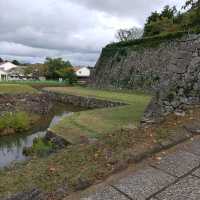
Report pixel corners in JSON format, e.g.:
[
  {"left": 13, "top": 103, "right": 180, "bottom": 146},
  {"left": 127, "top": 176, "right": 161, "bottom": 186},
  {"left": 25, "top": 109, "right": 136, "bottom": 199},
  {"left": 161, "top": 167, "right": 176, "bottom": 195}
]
[{"left": 82, "top": 136, "right": 200, "bottom": 200}]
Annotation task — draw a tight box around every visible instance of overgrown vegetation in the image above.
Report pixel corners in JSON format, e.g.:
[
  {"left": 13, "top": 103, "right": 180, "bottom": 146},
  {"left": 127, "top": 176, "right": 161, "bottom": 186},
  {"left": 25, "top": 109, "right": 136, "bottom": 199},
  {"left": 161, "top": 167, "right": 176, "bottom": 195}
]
[
  {"left": 23, "top": 137, "right": 56, "bottom": 157},
  {"left": 143, "top": 1, "right": 200, "bottom": 37},
  {"left": 104, "top": 1, "right": 200, "bottom": 57},
  {"left": 0, "top": 112, "right": 30, "bottom": 136}
]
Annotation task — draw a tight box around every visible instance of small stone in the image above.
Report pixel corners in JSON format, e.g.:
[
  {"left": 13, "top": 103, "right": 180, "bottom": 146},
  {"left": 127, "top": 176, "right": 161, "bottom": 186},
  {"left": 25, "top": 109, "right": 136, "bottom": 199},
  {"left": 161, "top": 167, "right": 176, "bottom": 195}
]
[
  {"left": 155, "top": 156, "right": 162, "bottom": 161},
  {"left": 184, "top": 122, "right": 200, "bottom": 134},
  {"left": 174, "top": 110, "right": 186, "bottom": 117},
  {"left": 74, "top": 178, "right": 93, "bottom": 191}
]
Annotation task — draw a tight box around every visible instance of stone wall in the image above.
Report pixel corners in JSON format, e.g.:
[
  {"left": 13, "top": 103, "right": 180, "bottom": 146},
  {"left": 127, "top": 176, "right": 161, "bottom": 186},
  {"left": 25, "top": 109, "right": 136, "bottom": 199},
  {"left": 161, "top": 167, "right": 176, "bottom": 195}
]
[
  {"left": 44, "top": 90, "right": 126, "bottom": 109},
  {"left": 91, "top": 34, "right": 200, "bottom": 122},
  {"left": 92, "top": 35, "right": 200, "bottom": 91},
  {"left": 0, "top": 93, "right": 52, "bottom": 115},
  {"left": 143, "top": 36, "right": 200, "bottom": 123}
]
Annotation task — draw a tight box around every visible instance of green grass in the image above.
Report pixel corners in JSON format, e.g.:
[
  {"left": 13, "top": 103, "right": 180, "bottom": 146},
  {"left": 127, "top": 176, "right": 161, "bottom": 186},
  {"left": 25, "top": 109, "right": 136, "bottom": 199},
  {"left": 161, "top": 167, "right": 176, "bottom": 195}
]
[
  {"left": 45, "top": 87, "right": 152, "bottom": 143},
  {"left": 0, "top": 112, "right": 31, "bottom": 136},
  {"left": 0, "top": 80, "right": 66, "bottom": 90},
  {"left": 0, "top": 128, "right": 152, "bottom": 198},
  {"left": 0, "top": 86, "right": 151, "bottom": 198},
  {"left": 0, "top": 84, "right": 38, "bottom": 94},
  {"left": 23, "top": 137, "right": 55, "bottom": 157}
]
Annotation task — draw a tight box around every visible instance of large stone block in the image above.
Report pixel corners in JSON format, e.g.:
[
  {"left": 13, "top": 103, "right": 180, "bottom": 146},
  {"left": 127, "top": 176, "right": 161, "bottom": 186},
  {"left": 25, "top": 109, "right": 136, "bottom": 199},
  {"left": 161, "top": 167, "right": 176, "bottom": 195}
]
[
  {"left": 152, "top": 151, "right": 200, "bottom": 177},
  {"left": 113, "top": 167, "right": 175, "bottom": 200},
  {"left": 156, "top": 175, "right": 200, "bottom": 200},
  {"left": 82, "top": 186, "right": 129, "bottom": 200}
]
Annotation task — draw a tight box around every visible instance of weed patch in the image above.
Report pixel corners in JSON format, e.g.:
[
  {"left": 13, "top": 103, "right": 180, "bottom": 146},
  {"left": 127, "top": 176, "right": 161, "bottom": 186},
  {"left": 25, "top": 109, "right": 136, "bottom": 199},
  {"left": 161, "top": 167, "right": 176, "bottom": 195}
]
[{"left": 0, "top": 112, "right": 31, "bottom": 136}]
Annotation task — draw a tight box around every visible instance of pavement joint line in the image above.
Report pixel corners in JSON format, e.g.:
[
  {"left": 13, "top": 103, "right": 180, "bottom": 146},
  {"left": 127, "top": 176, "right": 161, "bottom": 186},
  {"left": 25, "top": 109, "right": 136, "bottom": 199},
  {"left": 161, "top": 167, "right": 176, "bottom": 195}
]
[
  {"left": 181, "top": 144, "right": 200, "bottom": 158},
  {"left": 146, "top": 163, "right": 200, "bottom": 200},
  {"left": 183, "top": 150, "right": 200, "bottom": 157},
  {"left": 149, "top": 164, "right": 179, "bottom": 179},
  {"left": 191, "top": 173, "right": 200, "bottom": 179},
  {"left": 150, "top": 197, "right": 160, "bottom": 200},
  {"left": 109, "top": 184, "right": 133, "bottom": 200},
  {"left": 148, "top": 149, "right": 200, "bottom": 178}
]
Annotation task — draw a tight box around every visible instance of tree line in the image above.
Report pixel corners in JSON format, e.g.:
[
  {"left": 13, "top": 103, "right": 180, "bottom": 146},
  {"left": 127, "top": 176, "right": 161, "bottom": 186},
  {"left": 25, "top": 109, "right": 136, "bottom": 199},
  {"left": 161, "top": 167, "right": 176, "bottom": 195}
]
[
  {"left": 0, "top": 57, "right": 77, "bottom": 84},
  {"left": 116, "top": 0, "right": 200, "bottom": 41},
  {"left": 24, "top": 58, "right": 77, "bottom": 84}
]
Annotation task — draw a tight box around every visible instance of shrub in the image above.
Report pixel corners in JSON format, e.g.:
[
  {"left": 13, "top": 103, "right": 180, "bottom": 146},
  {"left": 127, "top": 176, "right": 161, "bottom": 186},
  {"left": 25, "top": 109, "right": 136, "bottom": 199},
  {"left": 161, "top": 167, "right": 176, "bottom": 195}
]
[
  {"left": 0, "top": 112, "right": 30, "bottom": 135},
  {"left": 23, "top": 137, "right": 56, "bottom": 157}
]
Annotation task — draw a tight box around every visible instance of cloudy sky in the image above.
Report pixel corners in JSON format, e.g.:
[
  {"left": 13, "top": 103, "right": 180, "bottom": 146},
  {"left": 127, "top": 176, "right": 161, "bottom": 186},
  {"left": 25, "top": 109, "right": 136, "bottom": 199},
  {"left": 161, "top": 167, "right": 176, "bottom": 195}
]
[{"left": 0, "top": 0, "right": 185, "bottom": 66}]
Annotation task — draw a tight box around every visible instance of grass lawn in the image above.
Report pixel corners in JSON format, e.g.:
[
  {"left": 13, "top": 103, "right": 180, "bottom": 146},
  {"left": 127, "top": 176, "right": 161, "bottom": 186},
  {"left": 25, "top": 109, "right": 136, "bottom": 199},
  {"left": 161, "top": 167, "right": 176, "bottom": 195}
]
[
  {"left": 0, "top": 84, "right": 38, "bottom": 94},
  {"left": 0, "top": 107, "right": 197, "bottom": 198},
  {"left": 0, "top": 80, "right": 66, "bottom": 90},
  {"left": 0, "top": 86, "right": 197, "bottom": 199},
  {"left": 45, "top": 87, "right": 152, "bottom": 143},
  {"left": 0, "top": 86, "right": 152, "bottom": 198}
]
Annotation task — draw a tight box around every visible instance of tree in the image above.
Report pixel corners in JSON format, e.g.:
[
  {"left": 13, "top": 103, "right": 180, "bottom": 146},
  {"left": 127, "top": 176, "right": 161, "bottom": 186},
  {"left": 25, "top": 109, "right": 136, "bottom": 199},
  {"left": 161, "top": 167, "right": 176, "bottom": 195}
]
[
  {"left": 183, "top": 0, "right": 200, "bottom": 30},
  {"left": 45, "top": 57, "right": 72, "bottom": 79},
  {"left": 45, "top": 57, "right": 76, "bottom": 84},
  {"left": 24, "top": 63, "right": 49, "bottom": 79},
  {"left": 12, "top": 60, "right": 20, "bottom": 65},
  {"left": 160, "top": 5, "right": 177, "bottom": 19},
  {"left": 0, "top": 58, "right": 3, "bottom": 63},
  {"left": 115, "top": 27, "right": 143, "bottom": 42},
  {"left": 184, "top": 0, "right": 200, "bottom": 9},
  {"left": 143, "top": 5, "right": 178, "bottom": 37},
  {"left": 56, "top": 67, "right": 77, "bottom": 85}
]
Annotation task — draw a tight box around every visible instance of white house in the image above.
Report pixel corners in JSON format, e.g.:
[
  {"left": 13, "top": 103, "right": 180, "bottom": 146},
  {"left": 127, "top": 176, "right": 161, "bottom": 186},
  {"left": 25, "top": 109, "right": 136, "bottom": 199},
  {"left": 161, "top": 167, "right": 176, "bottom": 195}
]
[
  {"left": 74, "top": 67, "right": 90, "bottom": 78},
  {"left": 0, "top": 62, "right": 18, "bottom": 71},
  {"left": 0, "top": 62, "right": 18, "bottom": 81},
  {"left": 0, "top": 69, "right": 8, "bottom": 81}
]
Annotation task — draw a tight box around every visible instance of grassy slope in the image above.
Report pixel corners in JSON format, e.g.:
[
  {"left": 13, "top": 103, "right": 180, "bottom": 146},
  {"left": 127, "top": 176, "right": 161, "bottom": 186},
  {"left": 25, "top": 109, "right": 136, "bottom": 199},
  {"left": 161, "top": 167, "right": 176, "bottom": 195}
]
[
  {"left": 0, "top": 84, "right": 38, "bottom": 94},
  {"left": 0, "top": 105, "right": 197, "bottom": 198},
  {"left": 0, "top": 81, "right": 66, "bottom": 90},
  {"left": 0, "top": 86, "right": 151, "bottom": 198},
  {"left": 46, "top": 87, "right": 151, "bottom": 143}
]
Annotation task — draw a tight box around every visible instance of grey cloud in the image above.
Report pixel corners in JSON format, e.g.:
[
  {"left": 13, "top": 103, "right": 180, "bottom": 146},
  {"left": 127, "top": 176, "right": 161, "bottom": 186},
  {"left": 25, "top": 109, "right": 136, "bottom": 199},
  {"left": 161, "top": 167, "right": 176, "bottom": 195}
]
[
  {"left": 71, "top": 0, "right": 185, "bottom": 24},
  {"left": 0, "top": 0, "right": 185, "bottom": 65}
]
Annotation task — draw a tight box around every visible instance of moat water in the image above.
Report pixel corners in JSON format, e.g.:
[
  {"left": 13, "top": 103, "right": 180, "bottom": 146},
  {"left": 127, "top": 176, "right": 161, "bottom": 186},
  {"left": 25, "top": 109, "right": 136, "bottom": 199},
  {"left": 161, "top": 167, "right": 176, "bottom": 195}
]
[{"left": 0, "top": 103, "right": 83, "bottom": 168}]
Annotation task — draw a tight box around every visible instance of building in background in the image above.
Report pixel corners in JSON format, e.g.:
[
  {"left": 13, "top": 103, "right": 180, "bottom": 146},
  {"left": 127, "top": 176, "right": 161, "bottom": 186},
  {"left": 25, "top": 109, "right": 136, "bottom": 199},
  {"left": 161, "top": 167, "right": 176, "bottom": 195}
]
[
  {"left": 0, "top": 62, "right": 33, "bottom": 81},
  {"left": 0, "top": 69, "right": 8, "bottom": 81},
  {"left": 74, "top": 66, "right": 91, "bottom": 84},
  {"left": 0, "top": 62, "right": 18, "bottom": 71},
  {"left": 74, "top": 67, "right": 90, "bottom": 78}
]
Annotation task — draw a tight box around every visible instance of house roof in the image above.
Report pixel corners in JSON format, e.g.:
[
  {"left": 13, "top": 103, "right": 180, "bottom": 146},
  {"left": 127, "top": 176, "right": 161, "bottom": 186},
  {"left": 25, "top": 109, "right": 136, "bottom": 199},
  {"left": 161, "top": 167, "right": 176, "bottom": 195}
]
[
  {"left": 0, "top": 62, "right": 18, "bottom": 71},
  {"left": 73, "top": 66, "right": 82, "bottom": 72},
  {"left": 0, "top": 69, "right": 8, "bottom": 75},
  {"left": 73, "top": 66, "right": 91, "bottom": 72}
]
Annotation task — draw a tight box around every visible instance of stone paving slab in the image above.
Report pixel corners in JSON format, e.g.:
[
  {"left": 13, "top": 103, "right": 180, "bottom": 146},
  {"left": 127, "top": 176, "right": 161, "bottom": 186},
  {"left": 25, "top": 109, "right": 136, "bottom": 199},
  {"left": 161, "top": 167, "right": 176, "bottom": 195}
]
[
  {"left": 152, "top": 151, "right": 200, "bottom": 177},
  {"left": 167, "top": 128, "right": 192, "bottom": 143},
  {"left": 184, "top": 121, "right": 200, "bottom": 134},
  {"left": 192, "top": 168, "right": 200, "bottom": 177},
  {"left": 156, "top": 175, "right": 200, "bottom": 200},
  {"left": 183, "top": 138, "right": 200, "bottom": 156},
  {"left": 113, "top": 167, "right": 175, "bottom": 200},
  {"left": 81, "top": 186, "right": 129, "bottom": 200}
]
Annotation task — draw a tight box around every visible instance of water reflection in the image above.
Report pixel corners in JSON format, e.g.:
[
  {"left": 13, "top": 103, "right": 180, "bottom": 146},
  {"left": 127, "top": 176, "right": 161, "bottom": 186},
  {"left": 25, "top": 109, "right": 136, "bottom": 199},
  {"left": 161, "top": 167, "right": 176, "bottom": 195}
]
[{"left": 0, "top": 103, "right": 82, "bottom": 168}]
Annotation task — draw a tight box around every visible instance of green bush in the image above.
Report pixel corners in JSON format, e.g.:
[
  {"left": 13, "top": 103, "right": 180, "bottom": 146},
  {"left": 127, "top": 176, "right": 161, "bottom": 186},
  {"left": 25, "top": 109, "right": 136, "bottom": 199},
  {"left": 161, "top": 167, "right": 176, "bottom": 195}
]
[
  {"left": 23, "top": 137, "right": 55, "bottom": 157},
  {"left": 102, "top": 29, "right": 200, "bottom": 58},
  {"left": 0, "top": 112, "right": 30, "bottom": 135}
]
